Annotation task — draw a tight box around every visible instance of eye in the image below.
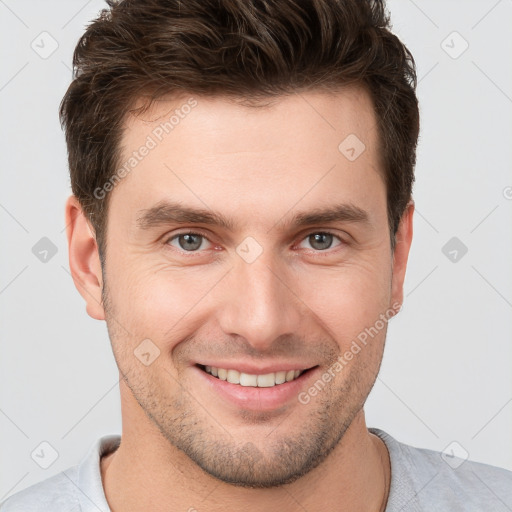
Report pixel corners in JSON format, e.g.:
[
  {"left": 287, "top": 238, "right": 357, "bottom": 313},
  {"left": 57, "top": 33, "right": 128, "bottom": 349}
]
[
  {"left": 165, "top": 231, "right": 213, "bottom": 252},
  {"left": 164, "top": 230, "right": 345, "bottom": 256},
  {"left": 297, "top": 231, "right": 343, "bottom": 252}
]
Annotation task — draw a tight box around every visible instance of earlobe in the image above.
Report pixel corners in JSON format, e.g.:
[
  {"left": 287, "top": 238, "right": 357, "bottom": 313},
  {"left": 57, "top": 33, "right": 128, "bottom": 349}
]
[
  {"left": 390, "top": 200, "right": 414, "bottom": 310},
  {"left": 65, "top": 195, "right": 106, "bottom": 321}
]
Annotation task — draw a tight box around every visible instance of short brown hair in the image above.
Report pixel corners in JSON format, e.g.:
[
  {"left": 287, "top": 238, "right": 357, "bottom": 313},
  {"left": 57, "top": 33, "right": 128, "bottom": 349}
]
[{"left": 60, "top": 0, "right": 419, "bottom": 260}]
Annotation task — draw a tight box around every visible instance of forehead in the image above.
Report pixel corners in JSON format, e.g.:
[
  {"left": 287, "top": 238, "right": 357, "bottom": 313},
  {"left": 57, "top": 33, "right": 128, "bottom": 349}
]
[
  {"left": 125, "top": 86, "right": 378, "bottom": 155},
  {"left": 110, "top": 87, "right": 385, "bottom": 232}
]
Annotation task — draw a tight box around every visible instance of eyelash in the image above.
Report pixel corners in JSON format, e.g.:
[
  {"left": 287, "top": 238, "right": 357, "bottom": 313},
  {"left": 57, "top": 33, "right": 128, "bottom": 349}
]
[{"left": 163, "top": 229, "right": 346, "bottom": 257}]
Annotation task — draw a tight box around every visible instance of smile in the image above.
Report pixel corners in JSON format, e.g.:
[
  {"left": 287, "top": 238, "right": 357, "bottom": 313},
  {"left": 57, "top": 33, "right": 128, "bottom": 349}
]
[{"left": 198, "top": 364, "right": 307, "bottom": 387}]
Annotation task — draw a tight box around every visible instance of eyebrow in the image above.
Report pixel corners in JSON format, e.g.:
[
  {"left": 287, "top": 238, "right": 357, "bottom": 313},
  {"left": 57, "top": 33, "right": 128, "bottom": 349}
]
[{"left": 135, "top": 200, "right": 370, "bottom": 232}]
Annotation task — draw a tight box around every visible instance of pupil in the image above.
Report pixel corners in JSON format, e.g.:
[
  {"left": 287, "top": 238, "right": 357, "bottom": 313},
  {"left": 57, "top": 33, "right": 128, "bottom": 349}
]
[
  {"left": 310, "top": 233, "right": 332, "bottom": 250},
  {"left": 180, "top": 234, "right": 202, "bottom": 251}
]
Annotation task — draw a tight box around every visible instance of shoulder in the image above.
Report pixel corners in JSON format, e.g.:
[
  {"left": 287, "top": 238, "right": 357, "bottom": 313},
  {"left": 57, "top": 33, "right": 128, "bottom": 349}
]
[
  {"left": 0, "top": 466, "right": 80, "bottom": 511},
  {"left": 370, "top": 428, "right": 512, "bottom": 511},
  {"left": 0, "top": 434, "right": 119, "bottom": 512},
  {"left": 401, "top": 441, "right": 512, "bottom": 503}
]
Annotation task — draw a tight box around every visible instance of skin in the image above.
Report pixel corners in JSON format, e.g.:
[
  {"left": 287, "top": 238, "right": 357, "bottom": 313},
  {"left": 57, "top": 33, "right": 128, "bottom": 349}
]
[{"left": 65, "top": 86, "right": 414, "bottom": 511}]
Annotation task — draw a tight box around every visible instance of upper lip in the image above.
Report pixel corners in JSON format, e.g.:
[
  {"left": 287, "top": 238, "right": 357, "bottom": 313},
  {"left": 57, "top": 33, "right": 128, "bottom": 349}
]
[{"left": 195, "top": 362, "right": 318, "bottom": 375}]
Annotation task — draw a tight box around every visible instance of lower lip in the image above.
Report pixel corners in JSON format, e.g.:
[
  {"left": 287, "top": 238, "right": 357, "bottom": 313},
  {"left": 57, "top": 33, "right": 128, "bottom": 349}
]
[{"left": 192, "top": 365, "right": 319, "bottom": 412}]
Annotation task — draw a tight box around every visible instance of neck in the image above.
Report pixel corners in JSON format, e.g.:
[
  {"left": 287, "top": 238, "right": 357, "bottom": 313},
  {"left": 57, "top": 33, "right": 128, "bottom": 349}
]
[{"left": 101, "top": 383, "right": 390, "bottom": 512}]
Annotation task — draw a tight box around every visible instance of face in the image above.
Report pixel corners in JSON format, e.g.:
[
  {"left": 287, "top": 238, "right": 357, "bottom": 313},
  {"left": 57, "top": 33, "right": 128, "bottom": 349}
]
[{"left": 78, "top": 87, "right": 412, "bottom": 488}]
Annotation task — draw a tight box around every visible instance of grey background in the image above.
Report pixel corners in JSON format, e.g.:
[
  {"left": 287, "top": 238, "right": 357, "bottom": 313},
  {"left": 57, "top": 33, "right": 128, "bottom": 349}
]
[{"left": 1, "top": 0, "right": 511, "bottom": 500}]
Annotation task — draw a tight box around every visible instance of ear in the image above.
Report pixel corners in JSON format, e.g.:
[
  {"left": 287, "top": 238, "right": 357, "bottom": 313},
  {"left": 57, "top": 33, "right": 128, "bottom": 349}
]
[
  {"left": 65, "top": 195, "right": 105, "bottom": 320},
  {"left": 390, "top": 200, "right": 414, "bottom": 311}
]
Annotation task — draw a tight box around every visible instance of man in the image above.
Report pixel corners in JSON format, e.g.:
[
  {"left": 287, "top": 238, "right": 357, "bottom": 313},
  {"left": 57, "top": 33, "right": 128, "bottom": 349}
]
[{"left": 2, "top": 0, "right": 511, "bottom": 510}]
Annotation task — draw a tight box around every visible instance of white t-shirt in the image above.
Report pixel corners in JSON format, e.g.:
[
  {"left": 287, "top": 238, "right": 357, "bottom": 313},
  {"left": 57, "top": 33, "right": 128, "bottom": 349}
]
[{"left": 1, "top": 428, "right": 511, "bottom": 511}]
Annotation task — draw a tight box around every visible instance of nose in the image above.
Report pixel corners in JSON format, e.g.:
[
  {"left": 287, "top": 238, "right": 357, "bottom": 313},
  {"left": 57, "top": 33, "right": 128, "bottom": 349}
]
[{"left": 215, "top": 247, "right": 303, "bottom": 352}]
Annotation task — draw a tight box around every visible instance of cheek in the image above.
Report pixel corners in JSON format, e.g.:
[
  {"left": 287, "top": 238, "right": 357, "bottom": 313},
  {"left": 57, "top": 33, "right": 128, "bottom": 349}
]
[
  {"left": 296, "top": 259, "right": 392, "bottom": 345},
  {"left": 108, "top": 260, "right": 223, "bottom": 344},
  {"left": 106, "top": 241, "right": 392, "bottom": 355}
]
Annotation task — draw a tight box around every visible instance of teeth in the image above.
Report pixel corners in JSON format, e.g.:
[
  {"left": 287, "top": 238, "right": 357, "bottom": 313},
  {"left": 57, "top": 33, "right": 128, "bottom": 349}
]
[
  {"left": 240, "top": 372, "right": 258, "bottom": 386},
  {"left": 226, "top": 369, "right": 240, "bottom": 384},
  {"left": 275, "top": 371, "right": 286, "bottom": 385},
  {"left": 202, "top": 366, "right": 305, "bottom": 387},
  {"left": 257, "top": 373, "right": 275, "bottom": 387}
]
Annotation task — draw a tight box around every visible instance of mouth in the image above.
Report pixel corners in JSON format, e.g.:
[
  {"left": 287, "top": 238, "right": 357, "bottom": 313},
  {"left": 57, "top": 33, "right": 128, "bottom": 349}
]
[
  {"left": 196, "top": 364, "right": 315, "bottom": 388},
  {"left": 194, "top": 363, "right": 321, "bottom": 411}
]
